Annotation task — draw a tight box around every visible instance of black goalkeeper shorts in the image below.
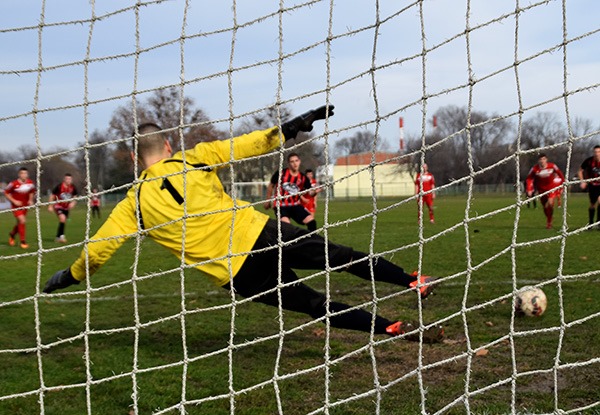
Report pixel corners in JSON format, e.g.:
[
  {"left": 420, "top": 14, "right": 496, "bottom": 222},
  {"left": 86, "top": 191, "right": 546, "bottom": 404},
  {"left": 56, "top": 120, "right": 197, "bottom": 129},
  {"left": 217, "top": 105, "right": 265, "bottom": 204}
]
[{"left": 225, "top": 219, "right": 353, "bottom": 314}]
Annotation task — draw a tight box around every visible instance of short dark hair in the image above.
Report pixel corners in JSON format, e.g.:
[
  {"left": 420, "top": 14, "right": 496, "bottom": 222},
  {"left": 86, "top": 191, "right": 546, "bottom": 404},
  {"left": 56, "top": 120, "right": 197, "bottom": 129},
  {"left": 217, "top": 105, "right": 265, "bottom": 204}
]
[
  {"left": 305, "top": 169, "right": 313, "bottom": 174},
  {"left": 18, "top": 166, "right": 28, "bottom": 172},
  {"left": 287, "top": 152, "right": 300, "bottom": 162},
  {"left": 132, "top": 123, "right": 167, "bottom": 158},
  {"left": 132, "top": 122, "right": 162, "bottom": 138},
  {"left": 64, "top": 173, "right": 72, "bottom": 177},
  {"left": 593, "top": 145, "right": 600, "bottom": 150},
  {"left": 538, "top": 153, "right": 547, "bottom": 159}
]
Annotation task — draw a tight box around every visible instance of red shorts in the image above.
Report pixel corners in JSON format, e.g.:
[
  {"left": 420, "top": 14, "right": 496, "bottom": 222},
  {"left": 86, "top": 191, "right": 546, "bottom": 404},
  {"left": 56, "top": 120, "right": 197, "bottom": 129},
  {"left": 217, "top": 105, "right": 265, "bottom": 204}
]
[
  {"left": 12, "top": 208, "right": 28, "bottom": 217},
  {"left": 418, "top": 194, "right": 434, "bottom": 208},
  {"left": 11, "top": 204, "right": 29, "bottom": 217}
]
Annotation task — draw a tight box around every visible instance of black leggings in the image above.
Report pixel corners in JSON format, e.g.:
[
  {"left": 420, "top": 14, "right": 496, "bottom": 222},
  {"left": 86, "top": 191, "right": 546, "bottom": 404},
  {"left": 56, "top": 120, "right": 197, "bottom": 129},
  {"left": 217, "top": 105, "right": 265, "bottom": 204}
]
[{"left": 224, "top": 219, "right": 415, "bottom": 334}]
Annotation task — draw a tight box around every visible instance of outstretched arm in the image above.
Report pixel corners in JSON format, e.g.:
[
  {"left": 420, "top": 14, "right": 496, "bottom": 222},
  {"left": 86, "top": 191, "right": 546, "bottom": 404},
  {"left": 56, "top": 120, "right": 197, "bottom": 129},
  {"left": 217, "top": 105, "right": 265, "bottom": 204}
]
[
  {"left": 185, "top": 105, "right": 335, "bottom": 167},
  {"left": 43, "top": 196, "right": 138, "bottom": 293}
]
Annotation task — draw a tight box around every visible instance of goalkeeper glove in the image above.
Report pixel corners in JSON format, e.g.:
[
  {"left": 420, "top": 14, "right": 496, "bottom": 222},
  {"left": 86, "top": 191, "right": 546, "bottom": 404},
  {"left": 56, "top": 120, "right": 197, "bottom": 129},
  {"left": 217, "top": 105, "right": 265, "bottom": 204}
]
[
  {"left": 43, "top": 268, "right": 80, "bottom": 293},
  {"left": 281, "top": 104, "right": 335, "bottom": 140}
]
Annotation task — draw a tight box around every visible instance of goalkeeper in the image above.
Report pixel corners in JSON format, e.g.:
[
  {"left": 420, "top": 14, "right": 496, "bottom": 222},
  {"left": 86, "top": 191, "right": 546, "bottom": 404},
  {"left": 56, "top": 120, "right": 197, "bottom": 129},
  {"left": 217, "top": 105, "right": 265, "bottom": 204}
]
[{"left": 43, "top": 105, "right": 441, "bottom": 342}]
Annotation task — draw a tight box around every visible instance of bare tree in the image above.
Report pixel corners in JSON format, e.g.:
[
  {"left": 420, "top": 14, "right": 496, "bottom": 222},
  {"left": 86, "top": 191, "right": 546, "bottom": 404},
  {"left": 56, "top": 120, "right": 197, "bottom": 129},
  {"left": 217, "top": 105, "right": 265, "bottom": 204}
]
[
  {"left": 406, "top": 105, "right": 515, "bottom": 186},
  {"left": 104, "top": 88, "right": 227, "bottom": 187},
  {"left": 333, "top": 130, "right": 386, "bottom": 158},
  {"left": 517, "top": 112, "right": 568, "bottom": 180},
  {"left": 74, "top": 129, "right": 111, "bottom": 190}
]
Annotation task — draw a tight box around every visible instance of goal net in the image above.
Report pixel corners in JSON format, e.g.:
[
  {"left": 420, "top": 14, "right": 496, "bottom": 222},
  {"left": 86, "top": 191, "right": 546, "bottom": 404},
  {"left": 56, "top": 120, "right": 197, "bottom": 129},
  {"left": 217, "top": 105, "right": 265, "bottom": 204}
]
[{"left": 1, "top": 1, "right": 599, "bottom": 414}]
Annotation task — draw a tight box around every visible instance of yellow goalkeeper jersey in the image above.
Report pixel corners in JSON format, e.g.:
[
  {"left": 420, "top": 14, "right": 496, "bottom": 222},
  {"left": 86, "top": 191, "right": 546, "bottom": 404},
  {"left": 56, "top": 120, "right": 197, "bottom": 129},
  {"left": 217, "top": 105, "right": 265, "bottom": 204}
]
[{"left": 70, "top": 126, "right": 281, "bottom": 287}]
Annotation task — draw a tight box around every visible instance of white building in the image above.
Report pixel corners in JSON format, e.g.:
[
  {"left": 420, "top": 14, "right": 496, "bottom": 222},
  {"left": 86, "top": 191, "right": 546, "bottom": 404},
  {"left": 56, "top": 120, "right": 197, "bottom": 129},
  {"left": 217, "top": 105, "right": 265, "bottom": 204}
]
[{"left": 331, "top": 152, "right": 414, "bottom": 198}]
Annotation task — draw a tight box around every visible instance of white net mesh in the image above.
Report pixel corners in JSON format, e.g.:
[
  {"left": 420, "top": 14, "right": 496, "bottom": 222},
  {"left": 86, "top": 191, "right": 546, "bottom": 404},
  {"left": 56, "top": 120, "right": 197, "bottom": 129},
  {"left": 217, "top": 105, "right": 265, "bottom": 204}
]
[{"left": 1, "top": 1, "right": 600, "bottom": 414}]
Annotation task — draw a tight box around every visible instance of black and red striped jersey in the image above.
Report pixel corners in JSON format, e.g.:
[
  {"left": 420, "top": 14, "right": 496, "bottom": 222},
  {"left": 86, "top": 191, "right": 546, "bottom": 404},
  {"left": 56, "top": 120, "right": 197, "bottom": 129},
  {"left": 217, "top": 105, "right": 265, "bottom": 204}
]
[
  {"left": 52, "top": 182, "right": 78, "bottom": 210},
  {"left": 270, "top": 168, "right": 312, "bottom": 207},
  {"left": 580, "top": 157, "right": 600, "bottom": 187}
]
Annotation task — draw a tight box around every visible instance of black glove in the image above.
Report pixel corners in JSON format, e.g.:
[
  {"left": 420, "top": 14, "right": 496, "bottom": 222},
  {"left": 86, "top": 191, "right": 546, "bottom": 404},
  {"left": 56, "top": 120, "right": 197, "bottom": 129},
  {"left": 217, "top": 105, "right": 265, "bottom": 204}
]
[
  {"left": 43, "top": 268, "right": 80, "bottom": 293},
  {"left": 281, "top": 105, "right": 335, "bottom": 140}
]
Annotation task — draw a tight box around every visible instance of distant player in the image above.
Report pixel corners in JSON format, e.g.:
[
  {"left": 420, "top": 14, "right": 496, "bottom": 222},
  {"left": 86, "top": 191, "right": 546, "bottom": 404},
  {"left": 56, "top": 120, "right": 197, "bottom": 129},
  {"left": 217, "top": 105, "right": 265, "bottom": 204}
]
[
  {"left": 415, "top": 163, "right": 435, "bottom": 224},
  {"left": 526, "top": 154, "right": 565, "bottom": 229},
  {"left": 4, "top": 167, "right": 36, "bottom": 249},
  {"left": 265, "top": 153, "right": 321, "bottom": 231},
  {"left": 90, "top": 188, "right": 101, "bottom": 218},
  {"left": 577, "top": 145, "right": 600, "bottom": 228},
  {"left": 48, "top": 173, "right": 78, "bottom": 243},
  {"left": 300, "top": 169, "right": 318, "bottom": 215}
]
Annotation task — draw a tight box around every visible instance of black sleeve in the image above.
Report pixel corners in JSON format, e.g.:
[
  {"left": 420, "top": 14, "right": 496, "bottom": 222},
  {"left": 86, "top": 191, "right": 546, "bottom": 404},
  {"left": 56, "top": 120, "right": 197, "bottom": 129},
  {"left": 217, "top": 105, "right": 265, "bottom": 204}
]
[
  {"left": 302, "top": 174, "right": 311, "bottom": 190},
  {"left": 72, "top": 186, "right": 78, "bottom": 196},
  {"left": 270, "top": 171, "right": 280, "bottom": 185},
  {"left": 581, "top": 157, "right": 590, "bottom": 171}
]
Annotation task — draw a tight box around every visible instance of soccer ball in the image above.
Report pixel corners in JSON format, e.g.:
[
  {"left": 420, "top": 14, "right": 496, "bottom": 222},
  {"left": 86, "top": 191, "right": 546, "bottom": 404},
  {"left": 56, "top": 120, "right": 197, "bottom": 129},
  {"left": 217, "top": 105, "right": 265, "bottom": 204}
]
[{"left": 514, "top": 286, "right": 547, "bottom": 317}]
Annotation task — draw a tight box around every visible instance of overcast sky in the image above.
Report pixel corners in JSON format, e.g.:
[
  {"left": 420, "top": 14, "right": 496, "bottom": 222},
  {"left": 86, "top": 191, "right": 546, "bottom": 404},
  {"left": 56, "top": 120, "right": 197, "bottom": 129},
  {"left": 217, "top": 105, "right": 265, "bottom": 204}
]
[{"left": 1, "top": 0, "right": 599, "bottom": 155}]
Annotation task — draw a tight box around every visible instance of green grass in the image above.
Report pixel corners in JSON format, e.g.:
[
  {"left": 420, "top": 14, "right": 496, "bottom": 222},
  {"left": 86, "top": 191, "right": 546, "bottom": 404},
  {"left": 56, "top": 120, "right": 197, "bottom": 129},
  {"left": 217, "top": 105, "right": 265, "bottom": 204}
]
[{"left": 1, "top": 194, "right": 599, "bottom": 414}]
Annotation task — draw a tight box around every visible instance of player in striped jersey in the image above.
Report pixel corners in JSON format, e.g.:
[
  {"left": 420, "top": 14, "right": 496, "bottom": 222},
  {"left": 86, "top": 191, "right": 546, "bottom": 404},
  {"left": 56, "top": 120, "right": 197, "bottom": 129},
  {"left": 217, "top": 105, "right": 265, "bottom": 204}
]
[
  {"left": 48, "top": 173, "right": 78, "bottom": 243},
  {"left": 265, "top": 153, "right": 321, "bottom": 231},
  {"left": 578, "top": 145, "right": 600, "bottom": 228}
]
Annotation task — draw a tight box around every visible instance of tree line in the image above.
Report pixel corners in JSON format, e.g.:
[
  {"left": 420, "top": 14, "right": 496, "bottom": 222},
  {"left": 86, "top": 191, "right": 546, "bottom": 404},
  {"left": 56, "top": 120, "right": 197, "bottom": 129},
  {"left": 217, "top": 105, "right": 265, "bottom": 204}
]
[
  {"left": 0, "top": 88, "right": 325, "bottom": 195},
  {"left": 1, "top": 91, "right": 598, "bottom": 195},
  {"left": 403, "top": 106, "right": 599, "bottom": 187}
]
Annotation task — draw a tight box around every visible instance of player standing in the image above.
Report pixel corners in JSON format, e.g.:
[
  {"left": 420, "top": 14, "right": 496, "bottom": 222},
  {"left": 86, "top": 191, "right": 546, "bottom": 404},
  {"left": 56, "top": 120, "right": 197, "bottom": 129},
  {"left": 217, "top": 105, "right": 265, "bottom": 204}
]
[
  {"left": 577, "top": 145, "right": 600, "bottom": 228},
  {"left": 526, "top": 154, "right": 565, "bottom": 229},
  {"left": 265, "top": 153, "right": 321, "bottom": 231},
  {"left": 4, "top": 167, "right": 36, "bottom": 249},
  {"left": 48, "top": 173, "right": 78, "bottom": 243},
  {"left": 90, "top": 188, "right": 101, "bottom": 218},
  {"left": 300, "top": 169, "right": 318, "bottom": 215},
  {"left": 415, "top": 163, "right": 436, "bottom": 224}
]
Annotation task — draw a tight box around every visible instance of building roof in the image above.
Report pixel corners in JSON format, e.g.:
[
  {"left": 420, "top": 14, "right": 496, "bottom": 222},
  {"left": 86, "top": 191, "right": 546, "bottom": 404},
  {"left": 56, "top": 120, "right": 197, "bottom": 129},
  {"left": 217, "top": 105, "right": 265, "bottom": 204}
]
[{"left": 335, "top": 151, "right": 400, "bottom": 166}]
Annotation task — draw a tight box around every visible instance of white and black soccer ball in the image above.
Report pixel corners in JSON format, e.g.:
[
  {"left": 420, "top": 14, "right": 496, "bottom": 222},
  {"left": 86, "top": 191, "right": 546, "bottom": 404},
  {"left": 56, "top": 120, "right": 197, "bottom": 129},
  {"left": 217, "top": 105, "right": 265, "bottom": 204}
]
[{"left": 514, "top": 286, "right": 547, "bottom": 317}]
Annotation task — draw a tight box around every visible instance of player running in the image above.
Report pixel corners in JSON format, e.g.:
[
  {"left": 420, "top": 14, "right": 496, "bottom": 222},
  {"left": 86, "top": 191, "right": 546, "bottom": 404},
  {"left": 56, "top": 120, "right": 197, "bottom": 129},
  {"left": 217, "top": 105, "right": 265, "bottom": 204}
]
[
  {"left": 265, "top": 153, "right": 321, "bottom": 231},
  {"left": 578, "top": 145, "right": 600, "bottom": 229},
  {"left": 48, "top": 173, "right": 78, "bottom": 243},
  {"left": 43, "top": 106, "right": 442, "bottom": 342},
  {"left": 415, "top": 163, "right": 436, "bottom": 224},
  {"left": 4, "top": 167, "right": 36, "bottom": 249},
  {"left": 300, "top": 169, "right": 318, "bottom": 215},
  {"left": 526, "top": 154, "right": 565, "bottom": 229}
]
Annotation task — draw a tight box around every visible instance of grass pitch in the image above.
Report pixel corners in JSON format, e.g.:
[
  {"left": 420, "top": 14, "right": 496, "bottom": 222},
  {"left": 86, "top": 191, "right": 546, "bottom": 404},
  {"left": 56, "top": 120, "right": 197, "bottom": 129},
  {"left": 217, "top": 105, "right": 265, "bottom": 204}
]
[{"left": 1, "top": 193, "right": 599, "bottom": 414}]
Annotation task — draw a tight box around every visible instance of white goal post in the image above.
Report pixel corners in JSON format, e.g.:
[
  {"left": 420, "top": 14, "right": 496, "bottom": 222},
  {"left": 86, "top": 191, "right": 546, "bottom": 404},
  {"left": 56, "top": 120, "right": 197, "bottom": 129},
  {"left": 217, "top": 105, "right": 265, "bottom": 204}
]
[{"left": 1, "top": 1, "right": 600, "bottom": 415}]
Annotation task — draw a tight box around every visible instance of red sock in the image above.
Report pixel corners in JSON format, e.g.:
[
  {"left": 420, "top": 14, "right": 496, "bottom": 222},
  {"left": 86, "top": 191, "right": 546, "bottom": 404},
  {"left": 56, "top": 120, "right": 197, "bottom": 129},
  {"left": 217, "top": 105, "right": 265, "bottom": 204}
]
[
  {"left": 429, "top": 209, "right": 434, "bottom": 221},
  {"left": 544, "top": 206, "right": 553, "bottom": 222},
  {"left": 18, "top": 223, "right": 26, "bottom": 242}
]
